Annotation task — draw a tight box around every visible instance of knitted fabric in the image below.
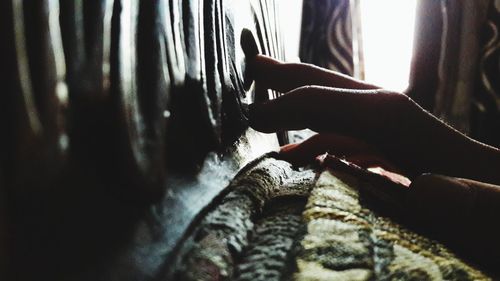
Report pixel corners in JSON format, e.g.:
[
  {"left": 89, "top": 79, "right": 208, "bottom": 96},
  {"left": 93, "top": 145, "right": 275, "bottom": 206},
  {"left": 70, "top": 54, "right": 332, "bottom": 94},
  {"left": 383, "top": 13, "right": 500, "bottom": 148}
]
[{"left": 172, "top": 156, "right": 491, "bottom": 280}]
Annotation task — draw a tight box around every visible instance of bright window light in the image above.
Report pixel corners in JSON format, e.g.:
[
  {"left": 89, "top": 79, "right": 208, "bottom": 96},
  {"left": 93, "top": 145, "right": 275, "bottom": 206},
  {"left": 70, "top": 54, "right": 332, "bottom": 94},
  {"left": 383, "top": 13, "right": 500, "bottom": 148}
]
[
  {"left": 359, "top": 0, "right": 418, "bottom": 92},
  {"left": 278, "top": 0, "right": 304, "bottom": 61}
]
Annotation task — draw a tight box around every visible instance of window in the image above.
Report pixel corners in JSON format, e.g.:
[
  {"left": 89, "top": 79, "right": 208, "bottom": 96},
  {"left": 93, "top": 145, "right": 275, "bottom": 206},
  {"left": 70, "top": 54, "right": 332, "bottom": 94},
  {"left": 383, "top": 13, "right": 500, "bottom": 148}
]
[{"left": 358, "top": 0, "right": 418, "bottom": 92}]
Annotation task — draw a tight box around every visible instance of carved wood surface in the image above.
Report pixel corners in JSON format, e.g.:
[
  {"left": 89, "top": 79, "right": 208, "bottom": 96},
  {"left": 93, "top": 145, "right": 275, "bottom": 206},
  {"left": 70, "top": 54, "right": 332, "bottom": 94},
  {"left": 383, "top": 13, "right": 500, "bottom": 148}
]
[
  {"left": 0, "top": 0, "right": 288, "bottom": 280},
  {"left": 2, "top": 0, "right": 286, "bottom": 200},
  {"left": 4, "top": 0, "right": 69, "bottom": 190}
]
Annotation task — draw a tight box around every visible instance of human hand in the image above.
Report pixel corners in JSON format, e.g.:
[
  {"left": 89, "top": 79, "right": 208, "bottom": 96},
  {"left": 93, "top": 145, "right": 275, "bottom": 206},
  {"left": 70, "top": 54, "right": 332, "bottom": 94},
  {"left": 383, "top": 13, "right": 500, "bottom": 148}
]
[
  {"left": 248, "top": 55, "right": 424, "bottom": 175},
  {"left": 248, "top": 55, "right": 500, "bottom": 184},
  {"left": 279, "top": 133, "right": 411, "bottom": 186},
  {"left": 248, "top": 55, "right": 500, "bottom": 264}
]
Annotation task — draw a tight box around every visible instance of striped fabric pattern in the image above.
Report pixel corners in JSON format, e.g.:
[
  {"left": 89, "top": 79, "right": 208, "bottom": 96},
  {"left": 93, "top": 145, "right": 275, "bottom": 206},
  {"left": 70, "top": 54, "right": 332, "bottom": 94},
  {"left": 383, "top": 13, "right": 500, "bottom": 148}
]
[{"left": 299, "top": 0, "right": 354, "bottom": 75}]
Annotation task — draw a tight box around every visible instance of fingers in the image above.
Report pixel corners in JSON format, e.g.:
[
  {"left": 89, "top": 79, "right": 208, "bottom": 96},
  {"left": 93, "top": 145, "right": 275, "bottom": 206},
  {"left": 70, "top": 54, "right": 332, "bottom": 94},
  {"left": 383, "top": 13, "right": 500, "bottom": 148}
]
[
  {"left": 279, "top": 133, "right": 379, "bottom": 166},
  {"left": 249, "top": 55, "right": 379, "bottom": 93},
  {"left": 279, "top": 133, "right": 403, "bottom": 174},
  {"left": 249, "top": 85, "right": 409, "bottom": 141}
]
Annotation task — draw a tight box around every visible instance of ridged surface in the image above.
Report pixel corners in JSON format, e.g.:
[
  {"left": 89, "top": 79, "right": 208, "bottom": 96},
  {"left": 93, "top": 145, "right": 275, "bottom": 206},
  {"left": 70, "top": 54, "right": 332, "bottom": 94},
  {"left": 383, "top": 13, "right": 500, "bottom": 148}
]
[
  {"left": 172, "top": 156, "right": 315, "bottom": 280},
  {"left": 173, "top": 157, "right": 492, "bottom": 281},
  {"left": 295, "top": 171, "right": 489, "bottom": 281},
  {"left": 234, "top": 201, "right": 305, "bottom": 281}
]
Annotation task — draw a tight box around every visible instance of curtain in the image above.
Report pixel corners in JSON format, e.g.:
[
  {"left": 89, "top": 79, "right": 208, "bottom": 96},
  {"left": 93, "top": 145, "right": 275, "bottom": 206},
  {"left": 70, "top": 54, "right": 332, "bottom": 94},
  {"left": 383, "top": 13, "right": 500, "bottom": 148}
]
[
  {"left": 430, "top": 0, "right": 490, "bottom": 134},
  {"left": 300, "top": 0, "right": 500, "bottom": 147},
  {"left": 472, "top": 0, "right": 500, "bottom": 146},
  {"left": 299, "top": 0, "right": 356, "bottom": 76},
  {"left": 413, "top": 0, "right": 499, "bottom": 146}
]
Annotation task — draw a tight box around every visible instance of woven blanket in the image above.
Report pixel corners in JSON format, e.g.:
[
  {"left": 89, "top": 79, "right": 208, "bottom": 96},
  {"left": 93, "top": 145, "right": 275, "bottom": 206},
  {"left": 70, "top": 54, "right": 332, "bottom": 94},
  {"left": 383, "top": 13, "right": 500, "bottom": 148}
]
[{"left": 170, "top": 155, "right": 491, "bottom": 280}]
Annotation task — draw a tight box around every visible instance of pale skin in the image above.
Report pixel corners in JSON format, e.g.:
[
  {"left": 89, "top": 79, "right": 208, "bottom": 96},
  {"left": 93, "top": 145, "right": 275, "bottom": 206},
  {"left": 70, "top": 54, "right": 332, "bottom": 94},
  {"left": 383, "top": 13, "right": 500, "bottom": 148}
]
[{"left": 248, "top": 54, "right": 500, "bottom": 263}]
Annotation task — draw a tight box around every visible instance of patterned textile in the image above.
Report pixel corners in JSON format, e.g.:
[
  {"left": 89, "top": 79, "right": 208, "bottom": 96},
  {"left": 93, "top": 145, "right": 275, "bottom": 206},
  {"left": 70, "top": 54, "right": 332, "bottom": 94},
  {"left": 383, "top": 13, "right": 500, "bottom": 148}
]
[
  {"left": 299, "top": 0, "right": 500, "bottom": 146},
  {"left": 170, "top": 155, "right": 492, "bottom": 280},
  {"left": 473, "top": 0, "right": 500, "bottom": 146},
  {"left": 412, "top": 0, "right": 500, "bottom": 147},
  {"left": 299, "top": 0, "right": 355, "bottom": 75},
  {"left": 432, "top": 0, "right": 490, "bottom": 137},
  {"left": 296, "top": 170, "right": 488, "bottom": 280}
]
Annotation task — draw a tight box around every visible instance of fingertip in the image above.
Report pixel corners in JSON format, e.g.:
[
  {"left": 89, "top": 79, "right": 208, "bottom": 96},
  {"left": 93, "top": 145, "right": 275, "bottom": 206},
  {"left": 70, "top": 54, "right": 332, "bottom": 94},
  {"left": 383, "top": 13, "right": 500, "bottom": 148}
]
[
  {"left": 279, "top": 143, "right": 299, "bottom": 154},
  {"left": 278, "top": 143, "right": 297, "bottom": 163},
  {"left": 248, "top": 102, "right": 274, "bottom": 133},
  {"left": 277, "top": 135, "right": 325, "bottom": 166},
  {"left": 279, "top": 142, "right": 312, "bottom": 166}
]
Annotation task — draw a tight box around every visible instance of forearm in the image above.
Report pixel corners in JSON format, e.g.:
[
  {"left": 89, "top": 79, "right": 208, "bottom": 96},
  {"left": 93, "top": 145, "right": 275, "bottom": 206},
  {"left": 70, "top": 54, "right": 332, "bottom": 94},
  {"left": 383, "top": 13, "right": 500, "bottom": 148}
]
[
  {"left": 249, "top": 85, "right": 500, "bottom": 184},
  {"left": 380, "top": 97, "right": 500, "bottom": 184}
]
